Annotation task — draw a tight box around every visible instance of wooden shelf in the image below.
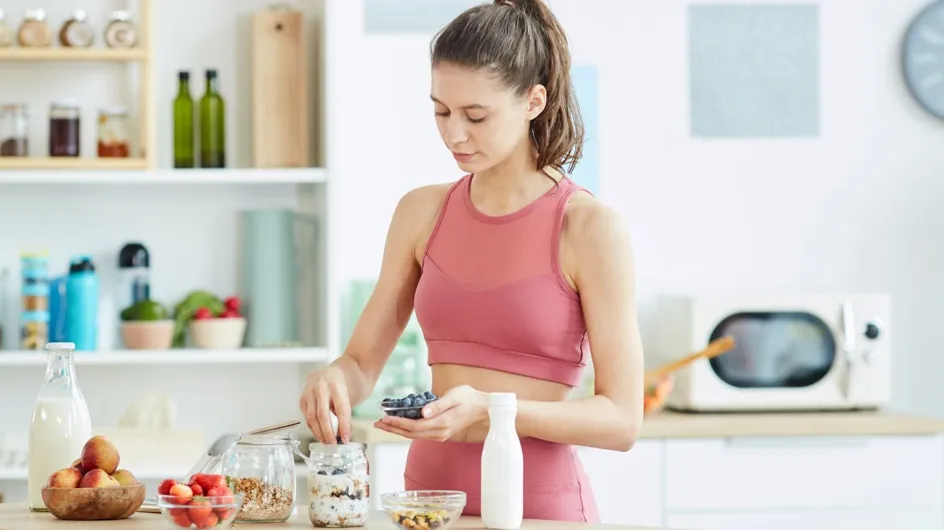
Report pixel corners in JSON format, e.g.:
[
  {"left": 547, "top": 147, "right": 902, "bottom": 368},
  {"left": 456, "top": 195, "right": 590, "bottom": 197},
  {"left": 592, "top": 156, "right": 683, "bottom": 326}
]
[
  {"left": 0, "top": 347, "right": 330, "bottom": 366},
  {"left": 0, "top": 47, "right": 147, "bottom": 62},
  {"left": 0, "top": 167, "right": 328, "bottom": 184},
  {"left": 0, "top": 157, "right": 148, "bottom": 170}
]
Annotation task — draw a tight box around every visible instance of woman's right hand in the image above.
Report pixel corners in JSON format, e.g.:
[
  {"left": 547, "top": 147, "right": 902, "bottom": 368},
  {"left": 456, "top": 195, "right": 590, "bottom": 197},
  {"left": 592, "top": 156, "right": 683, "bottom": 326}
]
[{"left": 299, "top": 365, "right": 352, "bottom": 444}]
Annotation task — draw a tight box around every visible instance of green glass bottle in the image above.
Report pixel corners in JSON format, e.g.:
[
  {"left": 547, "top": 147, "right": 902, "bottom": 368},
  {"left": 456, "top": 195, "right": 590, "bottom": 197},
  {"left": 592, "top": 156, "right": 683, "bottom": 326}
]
[
  {"left": 199, "top": 69, "right": 226, "bottom": 168},
  {"left": 172, "top": 71, "right": 195, "bottom": 168}
]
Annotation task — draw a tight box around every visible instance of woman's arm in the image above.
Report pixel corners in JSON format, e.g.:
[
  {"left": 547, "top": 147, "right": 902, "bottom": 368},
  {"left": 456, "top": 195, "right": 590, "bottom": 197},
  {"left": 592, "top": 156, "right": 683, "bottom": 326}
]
[
  {"left": 301, "top": 185, "right": 446, "bottom": 441},
  {"left": 514, "top": 198, "right": 644, "bottom": 451}
]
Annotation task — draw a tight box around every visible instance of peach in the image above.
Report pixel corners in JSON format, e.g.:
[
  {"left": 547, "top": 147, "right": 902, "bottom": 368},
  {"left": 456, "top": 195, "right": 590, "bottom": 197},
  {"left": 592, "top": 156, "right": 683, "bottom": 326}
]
[
  {"left": 71, "top": 458, "right": 84, "bottom": 473},
  {"left": 46, "top": 467, "right": 83, "bottom": 488},
  {"left": 80, "top": 435, "right": 120, "bottom": 475},
  {"left": 78, "top": 468, "right": 120, "bottom": 488},
  {"left": 110, "top": 469, "right": 138, "bottom": 486}
]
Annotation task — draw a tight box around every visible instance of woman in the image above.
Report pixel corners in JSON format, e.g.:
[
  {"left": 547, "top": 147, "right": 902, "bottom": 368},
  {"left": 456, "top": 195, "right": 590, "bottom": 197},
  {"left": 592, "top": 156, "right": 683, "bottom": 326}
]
[{"left": 299, "top": 0, "right": 644, "bottom": 522}]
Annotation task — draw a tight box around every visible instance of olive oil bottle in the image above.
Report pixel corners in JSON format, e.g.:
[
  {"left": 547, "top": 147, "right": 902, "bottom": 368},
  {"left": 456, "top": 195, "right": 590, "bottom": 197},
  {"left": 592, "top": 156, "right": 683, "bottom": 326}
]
[
  {"left": 172, "top": 71, "right": 195, "bottom": 168},
  {"left": 199, "top": 69, "right": 226, "bottom": 168}
]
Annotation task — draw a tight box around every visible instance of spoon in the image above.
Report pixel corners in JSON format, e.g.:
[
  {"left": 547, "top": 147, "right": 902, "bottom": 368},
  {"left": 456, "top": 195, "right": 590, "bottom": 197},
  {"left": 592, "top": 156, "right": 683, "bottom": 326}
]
[{"left": 644, "top": 335, "right": 736, "bottom": 387}]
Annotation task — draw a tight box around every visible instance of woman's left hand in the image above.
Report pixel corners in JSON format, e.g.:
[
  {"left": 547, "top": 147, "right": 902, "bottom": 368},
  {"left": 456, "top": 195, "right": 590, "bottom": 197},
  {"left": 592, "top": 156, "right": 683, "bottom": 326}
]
[{"left": 373, "top": 385, "right": 489, "bottom": 442}]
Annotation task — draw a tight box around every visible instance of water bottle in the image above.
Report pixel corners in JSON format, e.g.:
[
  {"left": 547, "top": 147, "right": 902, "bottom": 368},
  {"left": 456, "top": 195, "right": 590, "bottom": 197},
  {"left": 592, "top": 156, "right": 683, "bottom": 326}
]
[{"left": 65, "top": 256, "right": 99, "bottom": 352}]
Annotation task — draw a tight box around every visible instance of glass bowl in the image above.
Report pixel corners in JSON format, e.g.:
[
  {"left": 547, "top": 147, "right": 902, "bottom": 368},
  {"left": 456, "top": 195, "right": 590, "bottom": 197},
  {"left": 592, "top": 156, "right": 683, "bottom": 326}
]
[
  {"left": 380, "top": 490, "right": 466, "bottom": 530},
  {"left": 156, "top": 492, "right": 244, "bottom": 528}
]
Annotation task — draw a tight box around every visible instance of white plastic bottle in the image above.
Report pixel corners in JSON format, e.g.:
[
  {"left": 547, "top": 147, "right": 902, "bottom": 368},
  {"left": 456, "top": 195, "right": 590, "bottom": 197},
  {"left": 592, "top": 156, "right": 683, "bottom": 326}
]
[
  {"left": 480, "top": 392, "right": 523, "bottom": 529},
  {"left": 28, "top": 342, "right": 92, "bottom": 511}
]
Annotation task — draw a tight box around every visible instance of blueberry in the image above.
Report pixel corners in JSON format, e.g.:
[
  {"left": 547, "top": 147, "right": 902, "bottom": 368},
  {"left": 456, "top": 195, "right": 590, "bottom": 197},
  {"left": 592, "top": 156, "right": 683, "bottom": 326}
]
[
  {"left": 413, "top": 396, "right": 427, "bottom": 407},
  {"left": 336, "top": 435, "right": 344, "bottom": 444},
  {"left": 406, "top": 409, "right": 422, "bottom": 420},
  {"left": 332, "top": 468, "right": 345, "bottom": 475},
  {"left": 402, "top": 397, "right": 414, "bottom": 407},
  {"left": 317, "top": 470, "right": 327, "bottom": 475},
  {"left": 424, "top": 391, "right": 436, "bottom": 400},
  {"left": 395, "top": 409, "right": 408, "bottom": 418}
]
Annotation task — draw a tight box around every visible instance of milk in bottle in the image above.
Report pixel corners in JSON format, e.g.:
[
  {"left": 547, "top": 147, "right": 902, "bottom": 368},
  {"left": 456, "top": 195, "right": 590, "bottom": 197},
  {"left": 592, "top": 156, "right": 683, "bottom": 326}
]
[{"left": 28, "top": 342, "right": 92, "bottom": 511}]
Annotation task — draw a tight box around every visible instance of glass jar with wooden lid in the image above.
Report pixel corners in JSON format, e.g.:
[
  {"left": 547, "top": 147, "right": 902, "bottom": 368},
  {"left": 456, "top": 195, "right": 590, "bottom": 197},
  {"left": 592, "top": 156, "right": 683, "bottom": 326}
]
[
  {"left": 17, "top": 9, "right": 51, "bottom": 47},
  {"left": 97, "top": 107, "right": 131, "bottom": 158}
]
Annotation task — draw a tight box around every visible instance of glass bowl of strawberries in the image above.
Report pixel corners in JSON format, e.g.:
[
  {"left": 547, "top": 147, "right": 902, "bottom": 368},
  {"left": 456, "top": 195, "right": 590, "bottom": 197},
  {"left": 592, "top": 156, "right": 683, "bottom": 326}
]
[{"left": 156, "top": 474, "right": 243, "bottom": 529}]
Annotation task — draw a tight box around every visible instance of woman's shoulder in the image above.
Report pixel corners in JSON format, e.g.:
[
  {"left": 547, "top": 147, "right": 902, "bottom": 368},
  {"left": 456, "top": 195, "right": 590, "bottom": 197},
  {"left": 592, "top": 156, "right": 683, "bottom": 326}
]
[{"left": 562, "top": 188, "right": 631, "bottom": 254}]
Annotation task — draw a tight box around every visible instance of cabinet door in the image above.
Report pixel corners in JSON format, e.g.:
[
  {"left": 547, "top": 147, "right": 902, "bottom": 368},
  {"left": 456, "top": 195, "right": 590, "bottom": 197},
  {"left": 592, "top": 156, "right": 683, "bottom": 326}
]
[
  {"left": 367, "top": 443, "right": 411, "bottom": 510},
  {"left": 665, "top": 435, "right": 944, "bottom": 511},
  {"left": 578, "top": 440, "right": 664, "bottom": 527},
  {"left": 667, "top": 507, "right": 943, "bottom": 530}
]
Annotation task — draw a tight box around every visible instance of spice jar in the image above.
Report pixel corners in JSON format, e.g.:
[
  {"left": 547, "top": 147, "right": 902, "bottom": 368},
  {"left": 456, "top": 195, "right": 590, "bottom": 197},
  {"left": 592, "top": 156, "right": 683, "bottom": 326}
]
[
  {"left": 307, "top": 442, "right": 370, "bottom": 528},
  {"left": 20, "top": 252, "right": 49, "bottom": 351},
  {"left": 0, "top": 104, "right": 29, "bottom": 157},
  {"left": 104, "top": 11, "right": 137, "bottom": 48},
  {"left": 49, "top": 102, "right": 80, "bottom": 158},
  {"left": 0, "top": 10, "right": 14, "bottom": 48},
  {"left": 59, "top": 10, "right": 94, "bottom": 48},
  {"left": 17, "top": 9, "right": 51, "bottom": 47},
  {"left": 221, "top": 432, "right": 297, "bottom": 524},
  {"left": 97, "top": 107, "right": 130, "bottom": 158}
]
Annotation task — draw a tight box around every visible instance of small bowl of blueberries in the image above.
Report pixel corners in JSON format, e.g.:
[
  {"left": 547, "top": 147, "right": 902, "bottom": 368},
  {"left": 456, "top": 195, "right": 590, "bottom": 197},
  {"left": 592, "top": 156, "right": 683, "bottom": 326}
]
[{"left": 381, "top": 391, "right": 438, "bottom": 419}]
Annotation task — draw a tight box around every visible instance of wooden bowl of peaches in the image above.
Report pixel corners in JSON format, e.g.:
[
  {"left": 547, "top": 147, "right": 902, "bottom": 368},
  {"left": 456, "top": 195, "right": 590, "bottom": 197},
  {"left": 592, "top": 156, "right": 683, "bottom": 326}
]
[{"left": 41, "top": 435, "right": 146, "bottom": 521}]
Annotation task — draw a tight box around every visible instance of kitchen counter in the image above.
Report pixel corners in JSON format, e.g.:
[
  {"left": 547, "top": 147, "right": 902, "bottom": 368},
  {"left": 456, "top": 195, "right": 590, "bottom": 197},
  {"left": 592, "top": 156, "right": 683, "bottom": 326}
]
[
  {"left": 351, "top": 410, "right": 944, "bottom": 444},
  {"left": 0, "top": 504, "right": 676, "bottom": 529}
]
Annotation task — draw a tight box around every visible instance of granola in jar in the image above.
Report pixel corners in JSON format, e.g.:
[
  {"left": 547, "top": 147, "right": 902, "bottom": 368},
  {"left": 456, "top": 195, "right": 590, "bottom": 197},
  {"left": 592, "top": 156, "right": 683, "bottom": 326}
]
[{"left": 221, "top": 432, "right": 298, "bottom": 523}]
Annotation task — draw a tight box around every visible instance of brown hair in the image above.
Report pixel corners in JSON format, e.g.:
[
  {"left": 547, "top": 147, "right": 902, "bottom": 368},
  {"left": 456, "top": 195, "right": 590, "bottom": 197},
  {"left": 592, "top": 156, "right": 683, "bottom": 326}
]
[{"left": 430, "top": 0, "right": 585, "bottom": 175}]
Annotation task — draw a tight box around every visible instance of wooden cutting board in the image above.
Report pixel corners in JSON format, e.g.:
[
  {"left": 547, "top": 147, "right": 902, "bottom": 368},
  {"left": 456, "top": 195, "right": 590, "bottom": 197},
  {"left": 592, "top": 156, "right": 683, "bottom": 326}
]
[{"left": 250, "top": 6, "right": 310, "bottom": 168}]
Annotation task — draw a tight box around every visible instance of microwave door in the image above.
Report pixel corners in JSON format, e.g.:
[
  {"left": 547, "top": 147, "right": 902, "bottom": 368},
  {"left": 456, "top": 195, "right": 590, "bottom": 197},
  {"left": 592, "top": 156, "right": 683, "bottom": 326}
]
[{"left": 842, "top": 301, "right": 866, "bottom": 401}]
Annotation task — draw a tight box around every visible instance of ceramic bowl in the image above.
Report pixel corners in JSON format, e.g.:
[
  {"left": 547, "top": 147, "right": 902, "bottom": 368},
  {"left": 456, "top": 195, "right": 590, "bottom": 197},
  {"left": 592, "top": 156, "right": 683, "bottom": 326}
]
[
  {"left": 188, "top": 317, "right": 247, "bottom": 349},
  {"left": 42, "top": 484, "right": 146, "bottom": 521},
  {"left": 120, "top": 320, "right": 174, "bottom": 350}
]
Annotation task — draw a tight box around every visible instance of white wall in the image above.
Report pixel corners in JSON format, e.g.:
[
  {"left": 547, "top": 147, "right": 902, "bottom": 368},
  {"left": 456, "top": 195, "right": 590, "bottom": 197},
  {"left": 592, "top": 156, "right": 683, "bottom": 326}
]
[{"left": 326, "top": 0, "right": 944, "bottom": 420}]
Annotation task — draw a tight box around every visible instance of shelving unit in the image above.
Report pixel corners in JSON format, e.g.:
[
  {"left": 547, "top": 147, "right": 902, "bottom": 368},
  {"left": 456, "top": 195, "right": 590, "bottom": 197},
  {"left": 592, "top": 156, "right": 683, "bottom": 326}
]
[
  {"left": 0, "top": 167, "right": 327, "bottom": 184},
  {"left": 0, "top": 347, "right": 330, "bottom": 366},
  {"left": 0, "top": 48, "right": 147, "bottom": 62},
  {"left": 0, "top": 0, "right": 156, "bottom": 169}
]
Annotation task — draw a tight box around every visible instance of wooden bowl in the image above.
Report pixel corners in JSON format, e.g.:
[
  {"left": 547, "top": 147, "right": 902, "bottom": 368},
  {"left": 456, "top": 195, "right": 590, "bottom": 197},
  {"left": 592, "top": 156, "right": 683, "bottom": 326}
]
[{"left": 42, "top": 484, "right": 146, "bottom": 521}]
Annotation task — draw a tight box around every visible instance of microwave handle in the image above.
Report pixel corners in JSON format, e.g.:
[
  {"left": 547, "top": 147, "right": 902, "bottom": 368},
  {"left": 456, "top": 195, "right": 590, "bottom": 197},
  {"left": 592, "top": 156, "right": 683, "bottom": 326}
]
[
  {"left": 841, "top": 301, "right": 856, "bottom": 356},
  {"left": 841, "top": 301, "right": 866, "bottom": 400}
]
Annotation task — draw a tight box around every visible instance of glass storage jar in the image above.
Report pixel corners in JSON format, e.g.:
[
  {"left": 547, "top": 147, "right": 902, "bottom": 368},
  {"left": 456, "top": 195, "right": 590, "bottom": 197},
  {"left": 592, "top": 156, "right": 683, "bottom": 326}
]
[
  {"left": 306, "top": 442, "right": 369, "bottom": 528},
  {"left": 221, "top": 432, "right": 298, "bottom": 524},
  {"left": 97, "top": 107, "right": 130, "bottom": 158},
  {"left": 0, "top": 104, "right": 29, "bottom": 157},
  {"left": 49, "top": 101, "right": 80, "bottom": 157}
]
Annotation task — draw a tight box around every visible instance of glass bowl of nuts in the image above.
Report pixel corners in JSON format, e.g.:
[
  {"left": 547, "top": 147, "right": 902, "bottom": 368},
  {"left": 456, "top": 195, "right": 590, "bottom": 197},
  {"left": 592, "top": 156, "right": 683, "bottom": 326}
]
[{"left": 381, "top": 490, "right": 466, "bottom": 530}]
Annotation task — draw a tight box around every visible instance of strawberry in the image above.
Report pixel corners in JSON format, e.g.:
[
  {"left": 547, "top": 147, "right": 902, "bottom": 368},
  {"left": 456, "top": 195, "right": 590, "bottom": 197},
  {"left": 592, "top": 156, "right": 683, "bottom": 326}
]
[
  {"left": 206, "top": 485, "right": 234, "bottom": 505},
  {"left": 168, "top": 483, "right": 193, "bottom": 505},
  {"left": 194, "top": 474, "right": 227, "bottom": 493},
  {"left": 224, "top": 296, "right": 241, "bottom": 313},
  {"left": 188, "top": 483, "right": 204, "bottom": 496},
  {"left": 195, "top": 511, "right": 219, "bottom": 528},
  {"left": 157, "top": 478, "right": 177, "bottom": 496},
  {"left": 188, "top": 497, "right": 213, "bottom": 526},
  {"left": 221, "top": 308, "right": 240, "bottom": 318},
  {"left": 193, "top": 307, "right": 212, "bottom": 320},
  {"left": 170, "top": 509, "right": 192, "bottom": 528}
]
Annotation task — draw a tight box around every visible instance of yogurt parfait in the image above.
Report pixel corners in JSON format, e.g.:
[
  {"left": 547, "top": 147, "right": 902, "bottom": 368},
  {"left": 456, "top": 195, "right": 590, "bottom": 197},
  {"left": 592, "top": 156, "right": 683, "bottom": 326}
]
[{"left": 306, "top": 441, "right": 370, "bottom": 528}]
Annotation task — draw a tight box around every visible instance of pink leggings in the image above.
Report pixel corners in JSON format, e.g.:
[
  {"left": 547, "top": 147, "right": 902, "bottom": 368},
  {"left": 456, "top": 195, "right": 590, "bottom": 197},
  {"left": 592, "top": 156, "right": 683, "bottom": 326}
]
[{"left": 403, "top": 438, "right": 600, "bottom": 523}]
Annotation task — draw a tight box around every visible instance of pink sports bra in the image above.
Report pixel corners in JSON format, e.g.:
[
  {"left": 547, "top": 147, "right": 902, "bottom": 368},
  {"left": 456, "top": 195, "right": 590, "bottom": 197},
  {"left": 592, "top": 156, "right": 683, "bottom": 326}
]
[{"left": 413, "top": 174, "right": 590, "bottom": 387}]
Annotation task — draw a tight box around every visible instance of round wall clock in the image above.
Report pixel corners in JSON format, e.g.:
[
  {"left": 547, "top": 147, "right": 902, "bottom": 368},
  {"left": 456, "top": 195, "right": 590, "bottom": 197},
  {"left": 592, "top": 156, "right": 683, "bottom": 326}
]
[{"left": 903, "top": 0, "right": 944, "bottom": 120}]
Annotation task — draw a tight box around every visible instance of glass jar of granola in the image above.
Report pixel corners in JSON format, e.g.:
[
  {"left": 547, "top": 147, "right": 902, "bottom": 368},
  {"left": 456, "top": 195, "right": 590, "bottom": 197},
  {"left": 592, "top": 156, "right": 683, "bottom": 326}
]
[
  {"left": 307, "top": 442, "right": 369, "bottom": 528},
  {"left": 221, "top": 432, "right": 297, "bottom": 523}
]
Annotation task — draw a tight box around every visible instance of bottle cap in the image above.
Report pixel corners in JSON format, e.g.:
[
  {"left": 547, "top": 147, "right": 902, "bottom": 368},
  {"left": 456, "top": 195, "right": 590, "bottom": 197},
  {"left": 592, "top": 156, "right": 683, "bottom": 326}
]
[
  {"left": 206, "top": 69, "right": 218, "bottom": 79},
  {"left": 488, "top": 392, "right": 517, "bottom": 407},
  {"left": 69, "top": 255, "right": 95, "bottom": 273},
  {"left": 45, "top": 342, "right": 76, "bottom": 351},
  {"left": 178, "top": 70, "right": 189, "bottom": 81},
  {"left": 118, "top": 242, "right": 149, "bottom": 268}
]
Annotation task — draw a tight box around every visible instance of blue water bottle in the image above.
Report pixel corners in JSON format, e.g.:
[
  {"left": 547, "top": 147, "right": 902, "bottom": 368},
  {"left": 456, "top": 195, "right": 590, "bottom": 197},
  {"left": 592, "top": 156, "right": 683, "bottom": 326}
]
[{"left": 65, "top": 255, "right": 99, "bottom": 351}]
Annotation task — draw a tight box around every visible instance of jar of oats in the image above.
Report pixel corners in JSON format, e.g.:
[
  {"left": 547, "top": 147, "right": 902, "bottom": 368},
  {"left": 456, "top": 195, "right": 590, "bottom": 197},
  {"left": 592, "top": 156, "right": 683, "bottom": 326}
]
[
  {"left": 221, "top": 432, "right": 298, "bottom": 523},
  {"left": 307, "top": 442, "right": 369, "bottom": 527}
]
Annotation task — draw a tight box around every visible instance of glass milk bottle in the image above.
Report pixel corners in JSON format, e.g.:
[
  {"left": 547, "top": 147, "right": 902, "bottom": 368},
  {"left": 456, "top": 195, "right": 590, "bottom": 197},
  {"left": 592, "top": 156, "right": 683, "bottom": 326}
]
[{"left": 28, "top": 342, "right": 92, "bottom": 511}]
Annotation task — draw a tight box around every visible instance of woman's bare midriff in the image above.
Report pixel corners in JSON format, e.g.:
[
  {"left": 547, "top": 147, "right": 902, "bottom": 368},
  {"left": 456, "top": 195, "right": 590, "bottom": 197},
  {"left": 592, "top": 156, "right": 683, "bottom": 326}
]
[{"left": 431, "top": 363, "right": 573, "bottom": 443}]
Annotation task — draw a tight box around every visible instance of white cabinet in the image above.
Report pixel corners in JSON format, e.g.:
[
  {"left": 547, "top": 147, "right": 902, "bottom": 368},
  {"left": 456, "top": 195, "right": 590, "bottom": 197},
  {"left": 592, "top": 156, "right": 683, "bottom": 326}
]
[
  {"left": 667, "top": 508, "right": 943, "bottom": 530},
  {"left": 578, "top": 442, "right": 664, "bottom": 527}
]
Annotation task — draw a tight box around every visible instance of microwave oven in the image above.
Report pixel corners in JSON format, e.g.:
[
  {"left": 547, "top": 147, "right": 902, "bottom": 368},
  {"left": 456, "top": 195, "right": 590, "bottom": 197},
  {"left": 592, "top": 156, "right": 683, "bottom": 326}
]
[{"left": 654, "top": 293, "right": 891, "bottom": 412}]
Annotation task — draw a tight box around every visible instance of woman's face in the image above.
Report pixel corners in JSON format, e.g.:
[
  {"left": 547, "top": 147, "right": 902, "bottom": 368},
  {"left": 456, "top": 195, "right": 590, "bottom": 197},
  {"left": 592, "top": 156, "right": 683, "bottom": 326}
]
[{"left": 431, "top": 62, "right": 545, "bottom": 172}]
